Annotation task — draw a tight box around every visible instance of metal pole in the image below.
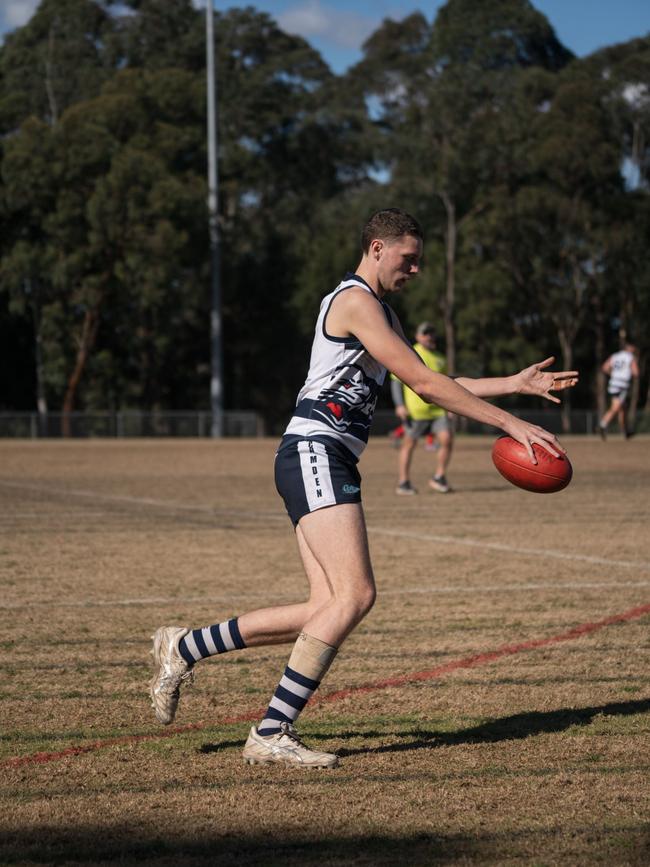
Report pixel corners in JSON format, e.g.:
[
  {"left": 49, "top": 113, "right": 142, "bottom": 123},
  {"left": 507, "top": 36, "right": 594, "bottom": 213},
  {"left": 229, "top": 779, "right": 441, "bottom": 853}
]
[{"left": 206, "top": 0, "right": 223, "bottom": 437}]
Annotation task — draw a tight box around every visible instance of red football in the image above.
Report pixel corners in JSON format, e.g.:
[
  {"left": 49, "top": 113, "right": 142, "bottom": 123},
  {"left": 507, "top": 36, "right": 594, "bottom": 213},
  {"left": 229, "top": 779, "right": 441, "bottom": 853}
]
[{"left": 492, "top": 435, "right": 572, "bottom": 493}]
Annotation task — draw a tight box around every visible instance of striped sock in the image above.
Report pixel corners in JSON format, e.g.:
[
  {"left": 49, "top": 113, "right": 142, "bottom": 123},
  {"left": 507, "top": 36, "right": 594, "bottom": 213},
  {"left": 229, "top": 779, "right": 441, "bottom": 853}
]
[
  {"left": 178, "top": 617, "right": 245, "bottom": 665},
  {"left": 257, "top": 632, "right": 337, "bottom": 737},
  {"left": 257, "top": 665, "right": 320, "bottom": 735}
]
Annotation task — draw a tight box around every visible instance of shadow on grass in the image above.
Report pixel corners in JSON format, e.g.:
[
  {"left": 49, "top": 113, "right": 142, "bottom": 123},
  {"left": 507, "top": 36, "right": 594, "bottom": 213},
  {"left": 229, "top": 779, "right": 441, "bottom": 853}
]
[
  {"left": 197, "top": 698, "right": 650, "bottom": 758},
  {"left": 333, "top": 697, "right": 650, "bottom": 757},
  {"left": 1, "top": 824, "right": 648, "bottom": 866},
  {"left": 198, "top": 738, "right": 246, "bottom": 753}
]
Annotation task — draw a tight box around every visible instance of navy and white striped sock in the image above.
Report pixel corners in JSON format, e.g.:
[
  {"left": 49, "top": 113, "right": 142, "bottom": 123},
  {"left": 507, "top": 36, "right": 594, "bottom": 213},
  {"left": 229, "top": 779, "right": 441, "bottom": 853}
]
[
  {"left": 178, "top": 617, "right": 245, "bottom": 665},
  {"left": 257, "top": 665, "right": 320, "bottom": 736},
  {"left": 257, "top": 632, "right": 338, "bottom": 737}
]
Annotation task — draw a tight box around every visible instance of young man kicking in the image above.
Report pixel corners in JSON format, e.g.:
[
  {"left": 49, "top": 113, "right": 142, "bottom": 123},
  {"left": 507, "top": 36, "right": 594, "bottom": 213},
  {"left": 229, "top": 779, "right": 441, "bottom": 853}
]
[{"left": 149, "top": 208, "right": 578, "bottom": 769}]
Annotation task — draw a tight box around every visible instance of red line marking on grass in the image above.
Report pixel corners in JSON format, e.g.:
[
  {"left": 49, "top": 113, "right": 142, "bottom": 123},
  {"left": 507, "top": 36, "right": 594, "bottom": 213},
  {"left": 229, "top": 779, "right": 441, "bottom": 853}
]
[
  {"left": 4, "top": 602, "right": 650, "bottom": 769},
  {"left": 319, "top": 602, "right": 650, "bottom": 703}
]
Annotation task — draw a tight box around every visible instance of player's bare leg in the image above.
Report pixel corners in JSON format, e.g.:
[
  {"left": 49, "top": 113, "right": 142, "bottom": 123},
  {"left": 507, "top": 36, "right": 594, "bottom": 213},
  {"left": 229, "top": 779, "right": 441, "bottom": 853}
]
[
  {"left": 243, "top": 503, "right": 376, "bottom": 768},
  {"left": 429, "top": 428, "right": 453, "bottom": 493},
  {"left": 151, "top": 504, "right": 373, "bottom": 734},
  {"left": 292, "top": 503, "right": 376, "bottom": 646},
  {"left": 599, "top": 396, "right": 623, "bottom": 440},
  {"left": 396, "top": 434, "right": 418, "bottom": 495},
  {"left": 235, "top": 527, "right": 334, "bottom": 645},
  {"left": 150, "top": 518, "right": 340, "bottom": 725},
  {"left": 616, "top": 404, "right": 630, "bottom": 438}
]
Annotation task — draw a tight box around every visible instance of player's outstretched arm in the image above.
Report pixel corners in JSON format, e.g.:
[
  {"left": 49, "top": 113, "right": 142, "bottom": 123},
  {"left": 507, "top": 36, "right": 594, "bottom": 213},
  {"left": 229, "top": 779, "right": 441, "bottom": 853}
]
[
  {"left": 455, "top": 357, "right": 579, "bottom": 404},
  {"left": 514, "top": 357, "right": 579, "bottom": 403},
  {"left": 331, "top": 291, "right": 563, "bottom": 461}
]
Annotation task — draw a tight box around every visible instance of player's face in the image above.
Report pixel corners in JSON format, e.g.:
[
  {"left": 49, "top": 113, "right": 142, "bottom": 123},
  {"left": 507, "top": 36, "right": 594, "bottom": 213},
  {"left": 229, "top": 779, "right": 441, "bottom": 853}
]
[
  {"left": 417, "top": 331, "right": 436, "bottom": 350},
  {"left": 376, "top": 234, "right": 422, "bottom": 293}
]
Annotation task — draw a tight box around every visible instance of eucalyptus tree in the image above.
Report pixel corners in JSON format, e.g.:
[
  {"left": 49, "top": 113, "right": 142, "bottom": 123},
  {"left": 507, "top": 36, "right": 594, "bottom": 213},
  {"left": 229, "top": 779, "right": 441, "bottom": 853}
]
[
  {"left": 483, "top": 58, "right": 628, "bottom": 430},
  {"left": 588, "top": 37, "right": 650, "bottom": 194},
  {"left": 201, "top": 8, "right": 373, "bottom": 425},
  {"left": 581, "top": 37, "right": 650, "bottom": 419},
  {"left": 2, "top": 0, "right": 371, "bottom": 424},
  {"left": 0, "top": 0, "right": 114, "bottom": 131},
  {"left": 0, "top": 0, "right": 116, "bottom": 416},
  {"left": 0, "top": 118, "right": 59, "bottom": 415},
  {"left": 348, "top": 0, "right": 572, "bottom": 374}
]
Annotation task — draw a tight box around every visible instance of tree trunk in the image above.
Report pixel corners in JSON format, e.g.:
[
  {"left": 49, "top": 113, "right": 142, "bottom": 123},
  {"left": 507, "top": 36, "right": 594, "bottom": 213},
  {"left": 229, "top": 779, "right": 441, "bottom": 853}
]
[
  {"left": 61, "top": 307, "right": 100, "bottom": 436},
  {"left": 557, "top": 328, "right": 573, "bottom": 434},
  {"left": 441, "top": 191, "right": 456, "bottom": 375},
  {"left": 27, "top": 286, "right": 48, "bottom": 421},
  {"left": 45, "top": 25, "right": 59, "bottom": 126},
  {"left": 628, "top": 359, "right": 640, "bottom": 433},
  {"left": 592, "top": 295, "right": 606, "bottom": 421}
]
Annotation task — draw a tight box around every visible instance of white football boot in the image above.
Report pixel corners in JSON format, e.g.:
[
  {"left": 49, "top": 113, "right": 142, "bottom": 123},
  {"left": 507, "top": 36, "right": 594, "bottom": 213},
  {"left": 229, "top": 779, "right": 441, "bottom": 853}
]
[
  {"left": 149, "top": 626, "right": 194, "bottom": 725},
  {"left": 243, "top": 722, "right": 338, "bottom": 769}
]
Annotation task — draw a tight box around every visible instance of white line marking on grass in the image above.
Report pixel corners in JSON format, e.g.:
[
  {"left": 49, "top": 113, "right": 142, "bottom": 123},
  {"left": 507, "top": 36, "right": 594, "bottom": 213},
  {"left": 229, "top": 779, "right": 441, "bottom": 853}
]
[
  {"left": 0, "top": 480, "right": 284, "bottom": 522},
  {"left": 0, "top": 512, "right": 111, "bottom": 520},
  {"left": 3, "top": 580, "right": 650, "bottom": 610},
  {"left": 385, "top": 580, "right": 650, "bottom": 594},
  {"left": 2, "top": 480, "right": 649, "bottom": 575},
  {"left": 369, "top": 527, "right": 650, "bottom": 572},
  {"left": 0, "top": 593, "right": 294, "bottom": 610}
]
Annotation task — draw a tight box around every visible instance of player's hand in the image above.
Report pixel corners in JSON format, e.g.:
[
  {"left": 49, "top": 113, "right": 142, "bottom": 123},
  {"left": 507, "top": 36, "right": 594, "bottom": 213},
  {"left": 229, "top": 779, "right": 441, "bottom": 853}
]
[
  {"left": 395, "top": 405, "right": 409, "bottom": 422},
  {"left": 502, "top": 416, "right": 564, "bottom": 463},
  {"left": 516, "top": 357, "right": 579, "bottom": 404}
]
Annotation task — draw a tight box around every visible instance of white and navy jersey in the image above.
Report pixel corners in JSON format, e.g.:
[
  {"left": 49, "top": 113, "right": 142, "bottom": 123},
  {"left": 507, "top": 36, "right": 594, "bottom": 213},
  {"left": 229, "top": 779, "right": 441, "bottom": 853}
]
[
  {"left": 608, "top": 350, "right": 635, "bottom": 394},
  {"left": 282, "top": 274, "right": 394, "bottom": 459}
]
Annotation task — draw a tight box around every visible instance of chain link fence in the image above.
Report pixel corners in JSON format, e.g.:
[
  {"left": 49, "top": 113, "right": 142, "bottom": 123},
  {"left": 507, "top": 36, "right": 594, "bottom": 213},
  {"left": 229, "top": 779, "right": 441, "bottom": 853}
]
[
  {"left": 0, "top": 411, "right": 264, "bottom": 438},
  {"left": 0, "top": 408, "right": 647, "bottom": 438},
  {"left": 372, "top": 408, "right": 649, "bottom": 436}
]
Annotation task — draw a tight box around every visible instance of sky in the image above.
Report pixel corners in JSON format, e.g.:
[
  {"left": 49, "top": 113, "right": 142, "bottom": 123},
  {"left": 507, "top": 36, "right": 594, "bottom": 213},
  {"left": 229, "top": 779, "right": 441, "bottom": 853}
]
[{"left": 1, "top": 0, "right": 649, "bottom": 73}]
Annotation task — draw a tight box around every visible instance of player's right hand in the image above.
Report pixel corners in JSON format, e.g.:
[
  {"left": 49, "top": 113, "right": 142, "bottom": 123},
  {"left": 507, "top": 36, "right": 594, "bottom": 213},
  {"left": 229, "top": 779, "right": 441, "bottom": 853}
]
[{"left": 502, "top": 416, "right": 563, "bottom": 464}]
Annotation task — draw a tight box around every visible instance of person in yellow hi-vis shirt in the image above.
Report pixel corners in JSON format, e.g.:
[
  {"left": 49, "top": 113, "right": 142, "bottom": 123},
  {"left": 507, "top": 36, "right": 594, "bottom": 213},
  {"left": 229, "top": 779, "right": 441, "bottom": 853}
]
[{"left": 391, "top": 322, "right": 454, "bottom": 494}]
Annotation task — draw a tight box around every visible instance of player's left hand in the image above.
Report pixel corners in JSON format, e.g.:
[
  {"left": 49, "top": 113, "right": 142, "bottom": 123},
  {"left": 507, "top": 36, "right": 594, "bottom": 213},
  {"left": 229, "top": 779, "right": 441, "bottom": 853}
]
[{"left": 516, "top": 357, "right": 579, "bottom": 404}]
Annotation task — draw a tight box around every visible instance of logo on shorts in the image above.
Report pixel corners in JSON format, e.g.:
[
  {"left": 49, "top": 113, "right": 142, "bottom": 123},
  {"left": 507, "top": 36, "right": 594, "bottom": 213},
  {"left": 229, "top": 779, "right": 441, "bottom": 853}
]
[{"left": 342, "top": 484, "right": 360, "bottom": 494}]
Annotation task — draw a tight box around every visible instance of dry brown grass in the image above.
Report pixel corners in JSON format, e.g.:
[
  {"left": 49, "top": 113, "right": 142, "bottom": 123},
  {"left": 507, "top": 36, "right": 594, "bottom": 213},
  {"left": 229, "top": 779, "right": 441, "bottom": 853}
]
[{"left": 1, "top": 435, "right": 649, "bottom": 865}]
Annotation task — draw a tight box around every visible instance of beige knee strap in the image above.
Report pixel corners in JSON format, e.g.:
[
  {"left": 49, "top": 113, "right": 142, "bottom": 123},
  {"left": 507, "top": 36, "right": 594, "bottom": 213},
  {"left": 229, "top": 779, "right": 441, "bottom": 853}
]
[{"left": 288, "top": 632, "right": 337, "bottom": 682}]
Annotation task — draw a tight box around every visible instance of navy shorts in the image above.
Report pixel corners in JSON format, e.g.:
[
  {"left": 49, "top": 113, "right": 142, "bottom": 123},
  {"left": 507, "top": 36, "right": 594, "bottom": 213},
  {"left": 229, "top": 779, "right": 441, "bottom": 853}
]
[{"left": 274, "top": 437, "right": 362, "bottom": 527}]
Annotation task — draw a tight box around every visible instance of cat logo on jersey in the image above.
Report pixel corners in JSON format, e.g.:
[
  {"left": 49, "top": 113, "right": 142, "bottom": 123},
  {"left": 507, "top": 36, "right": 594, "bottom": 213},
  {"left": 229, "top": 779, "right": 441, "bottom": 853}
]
[{"left": 326, "top": 402, "right": 343, "bottom": 420}]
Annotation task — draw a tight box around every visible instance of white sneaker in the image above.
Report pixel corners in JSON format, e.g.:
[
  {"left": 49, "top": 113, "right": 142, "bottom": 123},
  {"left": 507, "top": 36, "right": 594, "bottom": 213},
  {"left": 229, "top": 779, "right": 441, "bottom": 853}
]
[
  {"left": 428, "top": 475, "right": 452, "bottom": 493},
  {"left": 395, "top": 481, "right": 418, "bottom": 496},
  {"left": 242, "top": 723, "right": 338, "bottom": 769},
  {"left": 149, "top": 626, "right": 194, "bottom": 725}
]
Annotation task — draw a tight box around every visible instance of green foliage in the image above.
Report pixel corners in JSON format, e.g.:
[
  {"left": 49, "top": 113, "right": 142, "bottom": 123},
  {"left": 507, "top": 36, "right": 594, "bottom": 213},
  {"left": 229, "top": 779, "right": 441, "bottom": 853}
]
[
  {"left": 0, "top": 0, "right": 114, "bottom": 131},
  {"left": 0, "top": 0, "right": 648, "bottom": 424}
]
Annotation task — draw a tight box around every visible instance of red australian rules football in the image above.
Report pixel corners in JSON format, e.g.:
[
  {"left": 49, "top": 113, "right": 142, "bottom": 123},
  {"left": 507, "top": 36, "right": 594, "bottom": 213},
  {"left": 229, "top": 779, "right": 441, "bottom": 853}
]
[{"left": 492, "top": 435, "right": 572, "bottom": 493}]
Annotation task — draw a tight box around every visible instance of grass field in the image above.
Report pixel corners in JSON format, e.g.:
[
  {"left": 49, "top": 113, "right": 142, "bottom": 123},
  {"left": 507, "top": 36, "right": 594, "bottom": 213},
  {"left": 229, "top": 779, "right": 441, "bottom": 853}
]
[{"left": 1, "top": 434, "right": 649, "bottom": 865}]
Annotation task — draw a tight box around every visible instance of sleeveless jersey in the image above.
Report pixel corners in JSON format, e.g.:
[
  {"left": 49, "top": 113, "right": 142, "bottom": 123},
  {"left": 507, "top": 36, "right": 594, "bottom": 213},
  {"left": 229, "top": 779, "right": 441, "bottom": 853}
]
[
  {"left": 282, "top": 274, "right": 393, "bottom": 459},
  {"left": 608, "top": 350, "right": 635, "bottom": 394}
]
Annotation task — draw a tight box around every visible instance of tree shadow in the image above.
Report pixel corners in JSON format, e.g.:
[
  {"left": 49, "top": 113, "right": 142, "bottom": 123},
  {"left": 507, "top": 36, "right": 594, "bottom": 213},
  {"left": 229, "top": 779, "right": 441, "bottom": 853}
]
[{"left": 3, "top": 823, "right": 647, "bottom": 865}]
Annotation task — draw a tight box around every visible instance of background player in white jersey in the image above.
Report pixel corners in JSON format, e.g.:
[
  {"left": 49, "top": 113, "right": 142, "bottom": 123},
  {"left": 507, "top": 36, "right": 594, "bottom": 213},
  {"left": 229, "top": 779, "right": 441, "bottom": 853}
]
[
  {"left": 148, "top": 209, "right": 579, "bottom": 769},
  {"left": 598, "top": 342, "right": 639, "bottom": 440}
]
